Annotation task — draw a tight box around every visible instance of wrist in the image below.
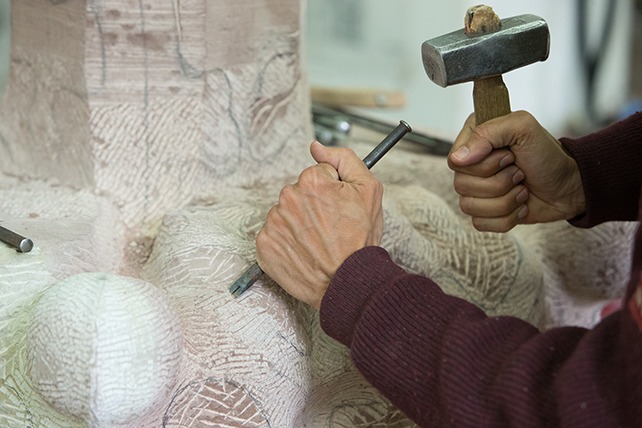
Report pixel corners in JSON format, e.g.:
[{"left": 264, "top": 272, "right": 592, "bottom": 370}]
[
  {"left": 565, "top": 158, "right": 586, "bottom": 219},
  {"left": 320, "top": 246, "right": 403, "bottom": 346}
]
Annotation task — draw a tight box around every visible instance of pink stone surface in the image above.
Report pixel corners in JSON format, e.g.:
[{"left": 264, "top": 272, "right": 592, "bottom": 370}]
[{"left": 0, "top": 2, "right": 635, "bottom": 427}]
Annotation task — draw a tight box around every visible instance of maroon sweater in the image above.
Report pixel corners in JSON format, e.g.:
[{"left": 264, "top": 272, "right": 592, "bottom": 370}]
[{"left": 320, "top": 112, "right": 642, "bottom": 427}]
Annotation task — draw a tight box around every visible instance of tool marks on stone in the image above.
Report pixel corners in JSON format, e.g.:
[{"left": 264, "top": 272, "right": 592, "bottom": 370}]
[{"left": 163, "top": 378, "right": 270, "bottom": 427}]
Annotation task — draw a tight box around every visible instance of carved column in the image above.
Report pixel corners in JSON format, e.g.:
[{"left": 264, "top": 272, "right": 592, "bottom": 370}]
[{"left": 0, "top": 0, "right": 312, "bottom": 230}]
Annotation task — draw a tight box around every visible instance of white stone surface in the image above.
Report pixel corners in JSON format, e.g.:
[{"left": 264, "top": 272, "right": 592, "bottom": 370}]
[
  {"left": 27, "top": 272, "right": 182, "bottom": 426},
  {"left": 0, "top": 1, "right": 636, "bottom": 427}
]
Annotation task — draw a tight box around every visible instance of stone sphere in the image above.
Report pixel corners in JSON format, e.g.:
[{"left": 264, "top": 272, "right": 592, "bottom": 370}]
[{"left": 27, "top": 272, "right": 182, "bottom": 426}]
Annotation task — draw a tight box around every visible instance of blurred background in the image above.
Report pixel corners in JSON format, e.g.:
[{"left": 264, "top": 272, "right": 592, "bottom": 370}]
[
  {"left": 306, "top": 0, "right": 642, "bottom": 138},
  {"left": 1, "top": 1, "right": 640, "bottom": 139},
  {"left": 0, "top": 2, "right": 8, "bottom": 100}
]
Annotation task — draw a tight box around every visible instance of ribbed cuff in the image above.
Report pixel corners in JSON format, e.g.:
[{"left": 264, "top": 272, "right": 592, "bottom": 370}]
[
  {"left": 319, "top": 246, "right": 406, "bottom": 347},
  {"left": 561, "top": 112, "right": 642, "bottom": 228}
]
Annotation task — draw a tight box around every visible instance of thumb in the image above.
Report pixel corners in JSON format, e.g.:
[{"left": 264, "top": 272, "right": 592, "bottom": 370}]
[
  {"left": 449, "top": 113, "right": 494, "bottom": 167},
  {"left": 449, "top": 113, "right": 525, "bottom": 167},
  {"left": 310, "top": 141, "right": 371, "bottom": 182}
]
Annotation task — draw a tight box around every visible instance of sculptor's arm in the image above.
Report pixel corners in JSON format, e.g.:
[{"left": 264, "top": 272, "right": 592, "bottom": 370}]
[
  {"left": 256, "top": 141, "right": 384, "bottom": 309},
  {"left": 561, "top": 112, "right": 642, "bottom": 227},
  {"left": 323, "top": 112, "right": 642, "bottom": 427},
  {"left": 256, "top": 112, "right": 642, "bottom": 427},
  {"left": 448, "top": 110, "right": 642, "bottom": 231},
  {"left": 448, "top": 110, "right": 586, "bottom": 232}
]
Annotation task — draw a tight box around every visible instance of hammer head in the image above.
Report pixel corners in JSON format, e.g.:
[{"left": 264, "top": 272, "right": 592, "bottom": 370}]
[{"left": 422, "top": 14, "right": 549, "bottom": 88}]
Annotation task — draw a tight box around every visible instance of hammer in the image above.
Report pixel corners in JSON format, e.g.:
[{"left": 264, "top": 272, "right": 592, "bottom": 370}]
[{"left": 422, "top": 5, "right": 550, "bottom": 124}]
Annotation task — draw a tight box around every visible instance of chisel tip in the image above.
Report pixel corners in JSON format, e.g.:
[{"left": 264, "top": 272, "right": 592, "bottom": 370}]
[{"left": 229, "top": 262, "right": 264, "bottom": 297}]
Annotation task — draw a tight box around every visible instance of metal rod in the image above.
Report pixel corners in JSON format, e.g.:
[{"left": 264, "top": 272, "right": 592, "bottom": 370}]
[
  {"left": 312, "top": 103, "right": 452, "bottom": 156},
  {"left": 229, "top": 120, "right": 412, "bottom": 297},
  {"left": 0, "top": 224, "right": 34, "bottom": 253},
  {"left": 229, "top": 262, "right": 263, "bottom": 297},
  {"left": 362, "top": 120, "right": 412, "bottom": 168}
]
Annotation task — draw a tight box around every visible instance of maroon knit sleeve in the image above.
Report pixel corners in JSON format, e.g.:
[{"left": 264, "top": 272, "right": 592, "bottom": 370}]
[
  {"left": 561, "top": 112, "right": 642, "bottom": 227},
  {"left": 320, "top": 246, "right": 642, "bottom": 427}
]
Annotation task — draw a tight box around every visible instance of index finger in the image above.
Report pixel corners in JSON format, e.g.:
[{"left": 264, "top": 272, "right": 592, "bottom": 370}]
[
  {"left": 314, "top": 162, "right": 340, "bottom": 181},
  {"left": 450, "top": 148, "right": 515, "bottom": 177}
]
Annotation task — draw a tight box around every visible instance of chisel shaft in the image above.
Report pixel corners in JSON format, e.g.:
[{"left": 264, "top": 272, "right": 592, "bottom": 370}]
[
  {"left": 229, "top": 120, "right": 412, "bottom": 297},
  {"left": 0, "top": 224, "right": 33, "bottom": 253}
]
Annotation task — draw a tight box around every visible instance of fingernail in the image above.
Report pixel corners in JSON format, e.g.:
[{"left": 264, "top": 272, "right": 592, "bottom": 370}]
[
  {"left": 517, "top": 205, "right": 529, "bottom": 219},
  {"left": 515, "top": 188, "right": 528, "bottom": 204},
  {"left": 500, "top": 154, "right": 513, "bottom": 168},
  {"left": 452, "top": 146, "right": 469, "bottom": 160},
  {"left": 512, "top": 170, "right": 525, "bottom": 185}
]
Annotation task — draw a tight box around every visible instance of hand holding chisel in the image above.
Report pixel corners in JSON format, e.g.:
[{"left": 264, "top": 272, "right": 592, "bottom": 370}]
[{"left": 229, "top": 120, "right": 412, "bottom": 297}]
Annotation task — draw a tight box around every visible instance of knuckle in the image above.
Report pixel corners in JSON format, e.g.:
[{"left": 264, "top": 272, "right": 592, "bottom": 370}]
[
  {"left": 490, "top": 179, "right": 510, "bottom": 197},
  {"left": 376, "top": 180, "right": 384, "bottom": 196},
  {"left": 297, "top": 167, "right": 317, "bottom": 184},
  {"left": 494, "top": 221, "right": 513, "bottom": 233},
  {"left": 472, "top": 121, "right": 493, "bottom": 144},
  {"left": 255, "top": 227, "right": 267, "bottom": 248},
  {"left": 513, "top": 110, "right": 535, "bottom": 123},
  {"left": 471, "top": 218, "right": 487, "bottom": 231},
  {"left": 260, "top": 206, "right": 278, "bottom": 230},
  {"left": 299, "top": 165, "right": 333, "bottom": 190},
  {"left": 365, "top": 178, "right": 384, "bottom": 198},
  {"left": 472, "top": 217, "right": 514, "bottom": 233},
  {"left": 513, "top": 110, "right": 540, "bottom": 134},
  {"left": 496, "top": 216, "right": 516, "bottom": 232},
  {"left": 459, "top": 197, "right": 474, "bottom": 215},
  {"left": 499, "top": 196, "right": 515, "bottom": 215},
  {"left": 501, "top": 222, "right": 515, "bottom": 232},
  {"left": 279, "top": 184, "right": 296, "bottom": 202},
  {"left": 255, "top": 227, "right": 275, "bottom": 258},
  {"left": 453, "top": 176, "right": 468, "bottom": 196},
  {"left": 497, "top": 166, "right": 518, "bottom": 191}
]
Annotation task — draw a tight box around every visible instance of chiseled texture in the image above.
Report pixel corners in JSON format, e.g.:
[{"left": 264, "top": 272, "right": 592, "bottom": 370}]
[
  {"left": 0, "top": 1, "right": 638, "bottom": 427},
  {"left": 320, "top": 113, "right": 642, "bottom": 427},
  {"left": 138, "top": 188, "right": 414, "bottom": 427},
  {"left": 353, "top": 137, "right": 635, "bottom": 330},
  {"left": 0, "top": 176, "right": 129, "bottom": 428},
  {"left": 0, "top": 0, "right": 312, "bottom": 230},
  {"left": 0, "top": 136, "right": 637, "bottom": 426},
  {"left": 27, "top": 272, "right": 182, "bottom": 426}
]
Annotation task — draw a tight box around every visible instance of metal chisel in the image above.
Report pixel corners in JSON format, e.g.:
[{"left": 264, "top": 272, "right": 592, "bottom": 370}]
[
  {"left": 0, "top": 224, "right": 33, "bottom": 253},
  {"left": 229, "top": 119, "right": 412, "bottom": 297}
]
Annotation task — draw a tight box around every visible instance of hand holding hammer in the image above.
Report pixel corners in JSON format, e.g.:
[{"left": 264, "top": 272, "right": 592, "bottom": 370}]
[{"left": 422, "top": 5, "right": 550, "bottom": 124}]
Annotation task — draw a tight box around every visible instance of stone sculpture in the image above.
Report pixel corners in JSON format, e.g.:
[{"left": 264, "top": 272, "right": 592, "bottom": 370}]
[{"left": 0, "top": 1, "right": 635, "bottom": 427}]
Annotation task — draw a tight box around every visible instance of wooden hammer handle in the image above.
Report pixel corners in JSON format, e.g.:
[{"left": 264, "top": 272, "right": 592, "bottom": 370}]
[
  {"left": 466, "top": 5, "right": 512, "bottom": 125},
  {"left": 473, "top": 75, "right": 511, "bottom": 124},
  {"left": 311, "top": 86, "right": 406, "bottom": 108}
]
